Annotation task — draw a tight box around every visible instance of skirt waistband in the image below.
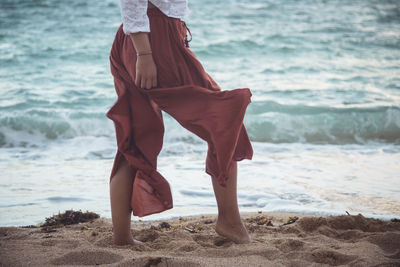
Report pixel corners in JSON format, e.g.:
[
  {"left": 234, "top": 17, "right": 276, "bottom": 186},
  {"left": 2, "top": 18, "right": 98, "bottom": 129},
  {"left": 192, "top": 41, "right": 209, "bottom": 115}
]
[{"left": 146, "top": 6, "right": 192, "bottom": 48}]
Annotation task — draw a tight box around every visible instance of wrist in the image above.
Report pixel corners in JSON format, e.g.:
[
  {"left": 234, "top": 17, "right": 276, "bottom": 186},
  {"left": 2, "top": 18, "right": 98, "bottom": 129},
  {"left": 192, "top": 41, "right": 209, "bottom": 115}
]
[
  {"left": 136, "top": 50, "right": 152, "bottom": 56},
  {"left": 137, "top": 54, "right": 154, "bottom": 62}
]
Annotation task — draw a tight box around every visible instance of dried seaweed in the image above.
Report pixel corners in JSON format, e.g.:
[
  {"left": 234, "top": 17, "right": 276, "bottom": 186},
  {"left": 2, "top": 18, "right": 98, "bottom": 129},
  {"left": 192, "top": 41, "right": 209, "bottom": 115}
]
[
  {"left": 246, "top": 215, "right": 274, "bottom": 226},
  {"left": 40, "top": 209, "right": 100, "bottom": 228}
]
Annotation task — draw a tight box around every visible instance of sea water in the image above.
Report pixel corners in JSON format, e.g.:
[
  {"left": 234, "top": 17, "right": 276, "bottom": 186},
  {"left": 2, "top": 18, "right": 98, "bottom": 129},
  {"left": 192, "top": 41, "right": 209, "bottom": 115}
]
[{"left": 0, "top": 0, "right": 399, "bottom": 226}]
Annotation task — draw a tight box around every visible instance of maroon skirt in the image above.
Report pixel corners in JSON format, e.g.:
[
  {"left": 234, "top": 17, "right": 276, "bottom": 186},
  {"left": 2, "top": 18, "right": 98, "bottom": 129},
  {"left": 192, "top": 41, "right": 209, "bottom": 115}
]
[{"left": 106, "top": 6, "right": 253, "bottom": 217}]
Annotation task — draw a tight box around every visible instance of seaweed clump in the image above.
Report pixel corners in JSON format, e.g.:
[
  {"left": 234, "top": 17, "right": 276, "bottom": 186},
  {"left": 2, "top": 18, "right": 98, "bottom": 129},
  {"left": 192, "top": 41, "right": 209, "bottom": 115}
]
[
  {"left": 246, "top": 215, "right": 274, "bottom": 226},
  {"left": 41, "top": 209, "right": 100, "bottom": 228}
]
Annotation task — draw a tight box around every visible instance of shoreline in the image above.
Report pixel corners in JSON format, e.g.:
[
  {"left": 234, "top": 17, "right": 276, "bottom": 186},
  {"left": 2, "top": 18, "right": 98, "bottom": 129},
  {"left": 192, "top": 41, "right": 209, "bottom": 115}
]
[
  {"left": 1, "top": 211, "right": 400, "bottom": 266},
  {"left": 1, "top": 208, "right": 399, "bottom": 228}
]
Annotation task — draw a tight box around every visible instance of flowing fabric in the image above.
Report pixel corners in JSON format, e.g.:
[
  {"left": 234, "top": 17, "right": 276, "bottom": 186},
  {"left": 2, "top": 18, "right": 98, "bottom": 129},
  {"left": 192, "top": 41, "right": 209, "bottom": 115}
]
[{"left": 106, "top": 6, "right": 254, "bottom": 217}]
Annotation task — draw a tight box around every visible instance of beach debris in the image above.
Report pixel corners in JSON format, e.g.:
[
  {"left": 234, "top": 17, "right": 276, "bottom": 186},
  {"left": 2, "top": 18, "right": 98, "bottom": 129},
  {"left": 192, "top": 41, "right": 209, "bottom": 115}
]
[
  {"left": 390, "top": 218, "right": 400, "bottom": 223},
  {"left": 345, "top": 211, "right": 365, "bottom": 217},
  {"left": 40, "top": 209, "right": 100, "bottom": 230},
  {"left": 246, "top": 215, "right": 273, "bottom": 226},
  {"left": 159, "top": 222, "right": 171, "bottom": 229},
  {"left": 203, "top": 219, "right": 213, "bottom": 224},
  {"left": 184, "top": 227, "right": 196, "bottom": 233},
  {"left": 281, "top": 216, "right": 299, "bottom": 225},
  {"left": 184, "top": 223, "right": 202, "bottom": 233},
  {"left": 258, "top": 210, "right": 262, "bottom": 214},
  {"left": 42, "top": 228, "right": 57, "bottom": 233},
  {"left": 151, "top": 220, "right": 203, "bottom": 233},
  {"left": 21, "top": 224, "right": 40, "bottom": 228}
]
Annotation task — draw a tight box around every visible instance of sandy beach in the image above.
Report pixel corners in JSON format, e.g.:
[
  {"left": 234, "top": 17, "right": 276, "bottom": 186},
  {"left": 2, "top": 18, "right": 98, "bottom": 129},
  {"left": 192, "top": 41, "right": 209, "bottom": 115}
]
[{"left": 1, "top": 211, "right": 399, "bottom": 266}]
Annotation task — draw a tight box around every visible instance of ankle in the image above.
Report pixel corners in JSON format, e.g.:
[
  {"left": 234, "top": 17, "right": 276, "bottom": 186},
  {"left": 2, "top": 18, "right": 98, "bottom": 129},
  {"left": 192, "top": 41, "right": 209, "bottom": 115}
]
[
  {"left": 217, "top": 210, "right": 241, "bottom": 222},
  {"left": 113, "top": 233, "right": 134, "bottom": 244},
  {"left": 217, "top": 214, "right": 243, "bottom": 226}
]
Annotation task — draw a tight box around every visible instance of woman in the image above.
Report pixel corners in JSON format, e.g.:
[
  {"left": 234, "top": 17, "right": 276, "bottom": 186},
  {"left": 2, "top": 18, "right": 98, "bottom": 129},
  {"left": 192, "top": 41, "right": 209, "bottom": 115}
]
[{"left": 106, "top": 0, "right": 254, "bottom": 246}]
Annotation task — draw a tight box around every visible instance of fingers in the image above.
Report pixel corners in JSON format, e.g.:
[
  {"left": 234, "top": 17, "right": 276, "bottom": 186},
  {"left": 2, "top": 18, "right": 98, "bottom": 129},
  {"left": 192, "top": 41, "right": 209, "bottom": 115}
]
[
  {"left": 135, "top": 57, "right": 157, "bottom": 89},
  {"left": 141, "top": 77, "right": 152, "bottom": 89},
  {"left": 152, "top": 77, "right": 157, "bottom": 88},
  {"left": 135, "top": 74, "right": 141, "bottom": 89},
  {"left": 141, "top": 76, "right": 147, "bottom": 89},
  {"left": 136, "top": 75, "right": 157, "bottom": 90},
  {"left": 146, "top": 78, "right": 153, "bottom": 90}
]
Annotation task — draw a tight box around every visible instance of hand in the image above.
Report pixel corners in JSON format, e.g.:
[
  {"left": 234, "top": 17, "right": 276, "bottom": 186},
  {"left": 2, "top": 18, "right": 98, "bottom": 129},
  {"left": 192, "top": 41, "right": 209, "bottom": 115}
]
[{"left": 135, "top": 54, "right": 158, "bottom": 89}]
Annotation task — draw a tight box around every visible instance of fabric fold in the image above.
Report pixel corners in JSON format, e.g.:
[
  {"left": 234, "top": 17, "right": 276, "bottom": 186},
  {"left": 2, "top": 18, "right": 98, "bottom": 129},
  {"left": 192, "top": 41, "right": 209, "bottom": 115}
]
[{"left": 143, "top": 84, "right": 252, "bottom": 186}]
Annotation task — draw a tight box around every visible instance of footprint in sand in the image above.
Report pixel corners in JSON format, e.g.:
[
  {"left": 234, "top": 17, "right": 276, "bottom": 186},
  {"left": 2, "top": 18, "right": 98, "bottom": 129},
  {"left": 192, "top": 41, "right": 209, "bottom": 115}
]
[
  {"left": 50, "top": 249, "right": 123, "bottom": 265},
  {"left": 191, "top": 234, "right": 233, "bottom": 248},
  {"left": 335, "top": 229, "right": 366, "bottom": 241},
  {"left": 236, "top": 247, "right": 281, "bottom": 261},
  {"left": 365, "top": 232, "right": 400, "bottom": 255},
  {"left": 274, "top": 238, "right": 305, "bottom": 253},
  {"left": 136, "top": 229, "right": 160, "bottom": 242},
  {"left": 307, "top": 249, "right": 358, "bottom": 266},
  {"left": 174, "top": 241, "right": 199, "bottom": 252}
]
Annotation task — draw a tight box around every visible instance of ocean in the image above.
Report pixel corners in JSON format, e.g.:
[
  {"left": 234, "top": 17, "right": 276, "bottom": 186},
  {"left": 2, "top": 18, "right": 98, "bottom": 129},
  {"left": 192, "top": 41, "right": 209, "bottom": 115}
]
[{"left": 0, "top": 0, "right": 399, "bottom": 226}]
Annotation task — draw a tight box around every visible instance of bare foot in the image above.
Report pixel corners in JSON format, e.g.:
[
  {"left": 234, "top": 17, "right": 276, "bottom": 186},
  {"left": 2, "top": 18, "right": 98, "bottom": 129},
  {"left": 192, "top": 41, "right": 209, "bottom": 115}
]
[{"left": 215, "top": 219, "right": 252, "bottom": 244}]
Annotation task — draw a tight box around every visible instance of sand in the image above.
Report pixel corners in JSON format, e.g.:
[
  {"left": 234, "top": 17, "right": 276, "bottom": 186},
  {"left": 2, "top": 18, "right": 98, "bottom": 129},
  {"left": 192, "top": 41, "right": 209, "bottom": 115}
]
[{"left": 1, "top": 211, "right": 399, "bottom": 266}]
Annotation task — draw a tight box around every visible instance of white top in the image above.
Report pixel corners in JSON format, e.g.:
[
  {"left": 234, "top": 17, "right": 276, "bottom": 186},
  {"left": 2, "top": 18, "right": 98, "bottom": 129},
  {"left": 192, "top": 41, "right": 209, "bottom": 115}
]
[{"left": 120, "top": 0, "right": 191, "bottom": 34}]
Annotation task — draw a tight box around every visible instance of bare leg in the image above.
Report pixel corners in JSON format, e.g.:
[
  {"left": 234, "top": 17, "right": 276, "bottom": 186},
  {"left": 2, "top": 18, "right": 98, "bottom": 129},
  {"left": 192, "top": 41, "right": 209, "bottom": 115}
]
[
  {"left": 109, "top": 156, "right": 143, "bottom": 246},
  {"left": 211, "top": 161, "right": 251, "bottom": 243}
]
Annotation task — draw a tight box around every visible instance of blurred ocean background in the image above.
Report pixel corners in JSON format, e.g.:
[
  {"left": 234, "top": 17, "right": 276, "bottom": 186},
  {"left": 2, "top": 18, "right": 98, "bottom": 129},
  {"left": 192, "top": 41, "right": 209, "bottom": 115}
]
[{"left": 1, "top": 0, "right": 399, "bottom": 226}]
